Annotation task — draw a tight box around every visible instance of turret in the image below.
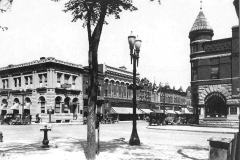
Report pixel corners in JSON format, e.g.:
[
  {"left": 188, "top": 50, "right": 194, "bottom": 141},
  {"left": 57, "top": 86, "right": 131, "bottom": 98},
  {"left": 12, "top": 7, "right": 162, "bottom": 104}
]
[{"left": 189, "top": 2, "right": 214, "bottom": 53}]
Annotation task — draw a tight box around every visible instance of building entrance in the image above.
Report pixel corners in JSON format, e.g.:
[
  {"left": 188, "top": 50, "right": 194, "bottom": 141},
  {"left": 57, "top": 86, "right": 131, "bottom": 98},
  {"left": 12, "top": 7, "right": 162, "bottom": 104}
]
[{"left": 205, "top": 92, "right": 227, "bottom": 118}]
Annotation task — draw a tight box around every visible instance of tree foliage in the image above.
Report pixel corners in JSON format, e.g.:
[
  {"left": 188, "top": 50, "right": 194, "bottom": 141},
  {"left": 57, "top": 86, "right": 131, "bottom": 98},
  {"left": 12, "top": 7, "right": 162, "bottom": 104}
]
[{"left": 0, "top": 0, "right": 13, "bottom": 31}]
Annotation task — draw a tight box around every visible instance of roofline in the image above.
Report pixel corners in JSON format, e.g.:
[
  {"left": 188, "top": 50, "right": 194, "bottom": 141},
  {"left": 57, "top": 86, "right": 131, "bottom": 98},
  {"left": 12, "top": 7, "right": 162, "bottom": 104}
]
[{"left": 0, "top": 57, "right": 83, "bottom": 71}]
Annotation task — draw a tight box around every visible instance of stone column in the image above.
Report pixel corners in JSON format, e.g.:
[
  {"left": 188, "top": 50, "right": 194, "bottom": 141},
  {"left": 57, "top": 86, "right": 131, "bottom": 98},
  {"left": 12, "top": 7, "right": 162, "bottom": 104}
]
[
  {"left": 237, "top": 106, "right": 239, "bottom": 115},
  {"left": 61, "top": 73, "right": 64, "bottom": 85},
  {"left": 47, "top": 69, "right": 53, "bottom": 88},
  {"left": 52, "top": 69, "right": 56, "bottom": 88},
  {"left": 69, "top": 75, "right": 72, "bottom": 88},
  {"left": 21, "top": 74, "right": 24, "bottom": 89},
  {"left": 16, "top": 78, "right": 19, "bottom": 88},
  {"left": 32, "top": 71, "right": 37, "bottom": 89},
  {"left": 27, "top": 76, "right": 31, "bottom": 89}
]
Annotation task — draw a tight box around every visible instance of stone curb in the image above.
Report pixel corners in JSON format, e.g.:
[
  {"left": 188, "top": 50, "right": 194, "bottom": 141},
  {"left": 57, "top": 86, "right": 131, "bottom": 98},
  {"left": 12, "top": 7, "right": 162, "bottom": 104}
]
[{"left": 146, "top": 126, "right": 238, "bottom": 134}]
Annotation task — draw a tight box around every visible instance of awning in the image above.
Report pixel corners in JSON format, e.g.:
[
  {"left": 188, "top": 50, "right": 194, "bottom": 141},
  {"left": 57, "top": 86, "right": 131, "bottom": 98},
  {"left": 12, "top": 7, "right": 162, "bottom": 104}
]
[
  {"left": 110, "top": 107, "right": 143, "bottom": 114},
  {"left": 166, "top": 110, "right": 176, "bottom": 114},
  {"left": 183, "top": 108, "right": 193, "bottom": 114},
  {"left": 152, "top": 109, "right": 164, "bottom": 113},
  {"left": 10, "top": 103, "right": 20, "bottom": 110},
  {"left": 175, "top": 111, "right": 182, "bottom": 114},
  {"left": 0, "top": 104, "right": 7, "bottom": 110},
  {"left": 24, "top": 103, "right": 31, "bottom": 110},
  {"left": 140, "top": 109, "right": 153, "bottom": 114}
]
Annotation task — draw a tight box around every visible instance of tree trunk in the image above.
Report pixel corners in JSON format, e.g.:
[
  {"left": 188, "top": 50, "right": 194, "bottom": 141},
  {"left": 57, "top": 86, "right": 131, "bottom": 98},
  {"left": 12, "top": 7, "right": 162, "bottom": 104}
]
[{"left": 86, "top": 4, "right": 107, "bottom": 160}]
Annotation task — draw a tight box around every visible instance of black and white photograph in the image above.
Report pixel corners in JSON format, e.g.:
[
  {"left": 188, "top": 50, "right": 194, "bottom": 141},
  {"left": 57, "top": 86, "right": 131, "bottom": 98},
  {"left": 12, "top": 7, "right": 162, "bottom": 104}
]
[{"left": 0, "top": 0, "right": 239, "bottom": 159}]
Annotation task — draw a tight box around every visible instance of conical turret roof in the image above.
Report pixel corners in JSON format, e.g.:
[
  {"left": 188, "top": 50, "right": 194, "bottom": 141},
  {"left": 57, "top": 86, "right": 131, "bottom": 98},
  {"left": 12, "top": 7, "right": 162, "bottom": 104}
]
[{"left": 190, "top": 10, "right": 213, "bottom": 32}]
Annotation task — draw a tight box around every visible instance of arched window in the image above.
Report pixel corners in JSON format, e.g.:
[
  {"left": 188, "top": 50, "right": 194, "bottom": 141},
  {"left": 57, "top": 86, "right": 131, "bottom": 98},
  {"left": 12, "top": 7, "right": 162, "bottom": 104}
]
[
  {"left": 104, "top": 79, "right": 109, "bottom": 97},
  {"left": 39, "top": 96, "right": 46, "bottom": 113},
  {"left": 55, "top": 96, "right": 62, "bottom": 113}
]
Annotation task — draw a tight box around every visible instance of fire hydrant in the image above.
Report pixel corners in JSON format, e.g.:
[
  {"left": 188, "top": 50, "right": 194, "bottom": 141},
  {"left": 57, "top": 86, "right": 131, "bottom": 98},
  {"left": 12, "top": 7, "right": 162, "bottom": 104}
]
[
  {"left": 0, "top": 131, "right": 3, "bottom": 142},
  {"left": 40, "top": 125, "right": 51, "bottom": 148}
]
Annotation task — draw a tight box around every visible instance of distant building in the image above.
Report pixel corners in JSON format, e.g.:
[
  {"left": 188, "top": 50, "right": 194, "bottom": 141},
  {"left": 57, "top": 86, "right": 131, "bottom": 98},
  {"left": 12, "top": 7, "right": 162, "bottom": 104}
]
[
  {"left": 0, "top": 57, "right": 84, "bottom": 122},
  {"left": 151, "top": 82, "right": 191, "bottom": 114},
  {"left": 189, "top": 7, "right": 239, "bottom": 125},
  {"left": 97, "top": 64, "right": 144, "bottom": 121}
]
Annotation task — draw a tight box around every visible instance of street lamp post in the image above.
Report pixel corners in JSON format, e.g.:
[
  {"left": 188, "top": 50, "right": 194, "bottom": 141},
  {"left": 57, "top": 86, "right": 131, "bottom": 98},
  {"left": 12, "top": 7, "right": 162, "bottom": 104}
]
[
  {"left": 128, "top": 31, "right": 142, "bottom": 146},
  {"left": 49, "top": 106, "right": 52, "bottom": 123},
  {"left": 19, "top": 88, "right": 26, "bottom": 121}
]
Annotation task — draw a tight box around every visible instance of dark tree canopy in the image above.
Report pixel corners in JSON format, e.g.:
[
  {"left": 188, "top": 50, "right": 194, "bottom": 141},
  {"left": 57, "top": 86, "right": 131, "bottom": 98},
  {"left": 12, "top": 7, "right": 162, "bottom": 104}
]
[
  {"left": 64, "top": 0, "right": 137, "bottom": 24},
  {"left": 0, "top": 0, "right": 13, "bottom": 31}
]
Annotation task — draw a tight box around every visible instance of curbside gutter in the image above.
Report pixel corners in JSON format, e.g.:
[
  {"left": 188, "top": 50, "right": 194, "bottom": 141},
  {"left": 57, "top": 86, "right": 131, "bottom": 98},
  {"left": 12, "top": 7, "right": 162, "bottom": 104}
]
[{"left": 146, "top": 126, "right": 238, "bottom": 134}]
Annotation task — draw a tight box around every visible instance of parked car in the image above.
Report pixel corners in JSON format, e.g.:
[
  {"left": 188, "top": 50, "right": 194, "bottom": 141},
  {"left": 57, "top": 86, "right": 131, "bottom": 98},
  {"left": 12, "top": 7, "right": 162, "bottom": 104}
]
[
  {"left": 149, "top": 112, "right": 166, "bottom": 126},
  {"left": 0, "top": 114, "right": 31, "bottom": 125},
  {"left": 165, "top": 116, "right": 175, "bottom": 125}
]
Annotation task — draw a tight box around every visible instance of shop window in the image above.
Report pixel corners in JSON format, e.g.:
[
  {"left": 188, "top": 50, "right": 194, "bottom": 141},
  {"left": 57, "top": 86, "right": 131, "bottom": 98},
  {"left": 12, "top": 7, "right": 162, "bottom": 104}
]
[{"left": 230, "top": 107, "right": 237, "bottom": 115}]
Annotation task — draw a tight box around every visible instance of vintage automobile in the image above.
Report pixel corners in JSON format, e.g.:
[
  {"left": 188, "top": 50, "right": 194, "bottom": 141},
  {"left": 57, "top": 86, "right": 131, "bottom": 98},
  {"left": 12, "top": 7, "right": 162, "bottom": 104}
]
[
  {"left": 0, "top": 114, "right": 31, "bottom": 125},
  {"left": 165, "top": 116, "right": 175, "bottom": 125},
  {"left": 149, "top": 111, "right": 166, "bottom": 126}
]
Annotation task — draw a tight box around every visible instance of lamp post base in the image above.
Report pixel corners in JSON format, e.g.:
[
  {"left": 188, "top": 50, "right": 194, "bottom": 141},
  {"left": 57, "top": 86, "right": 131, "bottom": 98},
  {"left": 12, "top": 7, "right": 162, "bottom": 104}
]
[{"left": 129, "top": 131, "right": 140, "bottom": 146}]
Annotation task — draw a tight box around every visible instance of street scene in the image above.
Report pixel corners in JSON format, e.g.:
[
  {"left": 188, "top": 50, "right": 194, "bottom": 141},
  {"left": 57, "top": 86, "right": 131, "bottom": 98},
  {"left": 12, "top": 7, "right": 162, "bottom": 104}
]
[{"left": 0, "top": 0, "right": 239, "bottom": 160}]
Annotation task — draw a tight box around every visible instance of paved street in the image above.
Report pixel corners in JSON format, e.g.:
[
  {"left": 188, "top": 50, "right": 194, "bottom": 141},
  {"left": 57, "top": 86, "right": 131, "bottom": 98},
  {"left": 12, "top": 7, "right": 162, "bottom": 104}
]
[{"left": 0, "top": 121, "right": 236, "bottom": 160}]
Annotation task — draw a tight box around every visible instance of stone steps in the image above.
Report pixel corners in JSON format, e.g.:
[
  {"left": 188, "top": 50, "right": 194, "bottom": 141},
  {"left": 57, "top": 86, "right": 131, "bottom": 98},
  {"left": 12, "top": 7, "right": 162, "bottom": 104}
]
[{"left": 199, "top": 120, "right": 239, "bottom": 127}]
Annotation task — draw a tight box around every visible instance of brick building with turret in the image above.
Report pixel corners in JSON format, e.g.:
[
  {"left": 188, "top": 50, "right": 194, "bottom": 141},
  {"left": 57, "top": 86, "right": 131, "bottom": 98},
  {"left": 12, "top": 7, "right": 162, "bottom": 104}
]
[{"left": 189, "top": 5, "right": 239, "bottom": 126}]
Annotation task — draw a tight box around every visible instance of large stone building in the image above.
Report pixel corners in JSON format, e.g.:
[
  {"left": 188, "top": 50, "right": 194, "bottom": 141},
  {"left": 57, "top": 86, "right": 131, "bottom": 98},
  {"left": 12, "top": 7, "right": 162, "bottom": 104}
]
[
  {"left": 189, "top": 6, "right": 239, "bottom": 125},
  {"left": 0, "top": 57, "right": 84, "bottom": 122}
]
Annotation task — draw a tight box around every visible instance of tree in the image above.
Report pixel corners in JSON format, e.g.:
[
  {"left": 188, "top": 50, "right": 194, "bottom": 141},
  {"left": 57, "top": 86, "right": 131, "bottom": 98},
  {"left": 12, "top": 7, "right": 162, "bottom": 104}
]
[
  {"left": 0, "top": 0, "right": 13, "bottom": 31},
  {"left": 3, "top": 0, "right": 160, "bottom": 159},
  {"left": 59, "top": 0, "right": 160, "bottom": 159}
]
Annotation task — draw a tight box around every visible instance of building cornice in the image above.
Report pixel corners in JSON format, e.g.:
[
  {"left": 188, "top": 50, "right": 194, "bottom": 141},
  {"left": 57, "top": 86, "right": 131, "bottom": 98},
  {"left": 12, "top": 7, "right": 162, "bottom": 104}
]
[
  {"left": 191, "top": 53, "right": 231, "bottom": 61},
  {"left": 0, "top": 57, "right": 83, "bottom": 71}
]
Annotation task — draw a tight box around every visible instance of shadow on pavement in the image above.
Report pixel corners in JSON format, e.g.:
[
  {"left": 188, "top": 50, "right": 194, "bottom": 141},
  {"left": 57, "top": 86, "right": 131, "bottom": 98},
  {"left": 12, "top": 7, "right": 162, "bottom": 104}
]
[{"left": 177, "top": 145, "right": 208, "bottom": 160}]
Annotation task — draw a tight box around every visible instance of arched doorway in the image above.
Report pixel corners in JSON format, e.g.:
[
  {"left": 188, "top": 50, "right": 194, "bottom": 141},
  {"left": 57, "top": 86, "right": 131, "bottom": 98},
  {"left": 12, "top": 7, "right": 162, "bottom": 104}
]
[
  {"left": 11, "top": 98, "right": 20, "bottom": 114},
  {"left": 64, "top": 97, "right": 71, "bottom": 113},
  {"left": 55, "top": 96, "right": 62, "bottom": 113},
  {"left": 39, "top": 96, "right": 46, "bottom": 114},
  {"left": 205, "top": 92, "right": 227, "bottom": 118},
  {"left": 24, "top": 97, "right": 31, "bottom": 115}
]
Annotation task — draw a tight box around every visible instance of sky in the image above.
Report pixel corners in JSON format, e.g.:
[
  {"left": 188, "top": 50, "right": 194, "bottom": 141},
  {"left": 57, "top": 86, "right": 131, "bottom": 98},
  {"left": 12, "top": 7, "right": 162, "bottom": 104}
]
[{"left": 0, "top": 0, "right": 238, "bottom": 91}]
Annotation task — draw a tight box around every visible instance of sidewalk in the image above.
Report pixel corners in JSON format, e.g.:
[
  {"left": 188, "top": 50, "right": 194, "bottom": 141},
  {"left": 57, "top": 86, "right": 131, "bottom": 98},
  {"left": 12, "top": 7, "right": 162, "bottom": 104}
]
[
  {"left": 0, "top": 137, "right": 209, "bottom": 160},
  {"left": 146, "top": 125, "right": 239, "bottom": 134}
]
